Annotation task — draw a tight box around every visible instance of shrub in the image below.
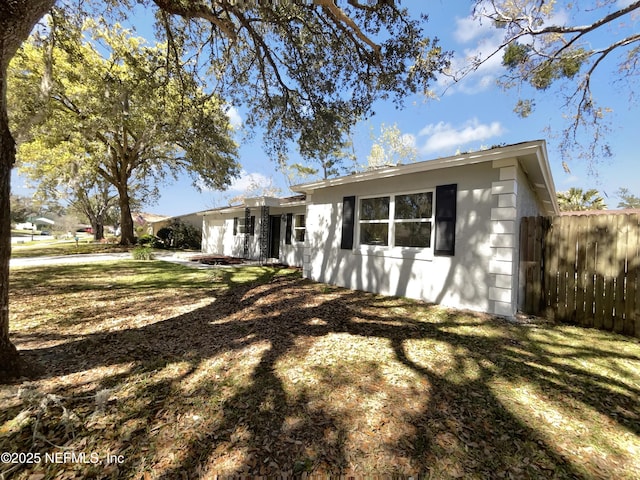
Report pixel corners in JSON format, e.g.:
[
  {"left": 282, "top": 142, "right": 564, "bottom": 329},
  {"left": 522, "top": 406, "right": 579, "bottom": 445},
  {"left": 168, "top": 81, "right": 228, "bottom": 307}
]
[
  {"left": 131, "top": 246, "right": 153, "bottom": 260},
  {"left": 157, "top": 221, "right": 201, "bottom": 250},
  {"left": 137, "top": 234, "right": 154, "bottom": 245},
  {"left": 172, "top": 222, "right": 201, "bottom": 250},
  {"left": 137, "top": 234, "right": 164, "bottom": 248}
]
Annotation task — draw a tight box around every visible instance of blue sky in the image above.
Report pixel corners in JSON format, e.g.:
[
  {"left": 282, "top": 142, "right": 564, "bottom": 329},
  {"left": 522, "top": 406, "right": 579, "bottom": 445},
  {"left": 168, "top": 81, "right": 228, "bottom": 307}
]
[{"left": 13, "top": 1, "right": 639, "bottom": 216}]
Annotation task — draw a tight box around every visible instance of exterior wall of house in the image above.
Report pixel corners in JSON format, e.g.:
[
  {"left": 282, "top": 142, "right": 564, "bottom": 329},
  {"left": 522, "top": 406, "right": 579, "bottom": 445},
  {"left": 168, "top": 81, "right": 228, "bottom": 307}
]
[
  {"left": 303, "top": 162, "right": 500, "bottom": 314},
  {"left": 202, "top": 215, "right": 249, "bottom": 257}
]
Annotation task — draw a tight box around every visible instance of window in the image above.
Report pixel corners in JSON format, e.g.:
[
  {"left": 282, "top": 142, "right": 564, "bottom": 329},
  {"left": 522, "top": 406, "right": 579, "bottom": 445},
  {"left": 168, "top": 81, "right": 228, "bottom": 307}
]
[
  {"left": 358, "top": 191, "right": 433, "bottom": 249},
  {"left": 394, "top": 192, "right": 432, "bottom": 248},
  {"left": 234, "top": 216, "right": 255, "bottom": 236},
  {"left": 342, "top": 185, "right": 456, "bottom": 256},
  {"left": 359, "top": 196, "right": 390, "bottom": 246},
  {"left": 294, "top": 214, "right": 306, "bottom": 242}
]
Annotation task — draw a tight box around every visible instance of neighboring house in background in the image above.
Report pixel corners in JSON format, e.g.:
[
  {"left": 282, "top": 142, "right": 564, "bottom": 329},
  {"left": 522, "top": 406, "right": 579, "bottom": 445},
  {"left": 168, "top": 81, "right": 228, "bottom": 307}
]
[
  {"left": 169, "top": 140, "right": 559, "bottom": 318},
  {"left": 15, "top": 217, "right": 55, "bottom": 231}
]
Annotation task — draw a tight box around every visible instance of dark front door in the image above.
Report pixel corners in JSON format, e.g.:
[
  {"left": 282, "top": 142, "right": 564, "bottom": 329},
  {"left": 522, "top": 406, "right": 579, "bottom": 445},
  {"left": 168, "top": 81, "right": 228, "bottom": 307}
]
[{"left": 269, "top": 215, "right": 280, "bottom": 259}]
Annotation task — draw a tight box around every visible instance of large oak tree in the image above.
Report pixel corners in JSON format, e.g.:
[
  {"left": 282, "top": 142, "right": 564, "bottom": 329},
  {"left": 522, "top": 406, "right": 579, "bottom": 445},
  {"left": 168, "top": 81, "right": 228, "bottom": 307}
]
[
  {"left": 0, "top": 0, "right": 449, "bottom": 381},
  {"left": 11, "top": 19, "right": 240, "bottom": 245}
]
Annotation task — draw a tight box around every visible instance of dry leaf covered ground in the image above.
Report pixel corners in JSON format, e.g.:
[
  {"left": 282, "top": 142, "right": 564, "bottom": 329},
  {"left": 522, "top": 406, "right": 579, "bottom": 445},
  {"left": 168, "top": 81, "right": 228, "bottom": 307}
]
[{"left": 1, "top": 260, "right": 640, "bottom": 479}]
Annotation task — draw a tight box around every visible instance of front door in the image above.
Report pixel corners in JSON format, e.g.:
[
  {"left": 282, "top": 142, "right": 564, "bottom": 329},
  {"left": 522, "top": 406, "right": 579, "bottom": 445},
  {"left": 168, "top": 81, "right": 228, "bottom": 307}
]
[{"left": 269, "top": 215, "right": 280, "bottom": 259}]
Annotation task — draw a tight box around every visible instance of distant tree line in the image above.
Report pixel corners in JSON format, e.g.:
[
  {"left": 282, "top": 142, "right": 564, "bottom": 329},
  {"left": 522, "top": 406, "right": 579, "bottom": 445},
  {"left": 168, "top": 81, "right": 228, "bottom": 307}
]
[{"left": 556, "top": 187, "right": 640, "bottom": 212}]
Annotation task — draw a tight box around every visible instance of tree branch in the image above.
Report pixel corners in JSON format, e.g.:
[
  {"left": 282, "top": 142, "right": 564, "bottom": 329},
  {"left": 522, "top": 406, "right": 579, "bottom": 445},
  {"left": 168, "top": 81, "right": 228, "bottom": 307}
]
[{"left": 150, "top": 0, "right": 237, "bottom": 40}]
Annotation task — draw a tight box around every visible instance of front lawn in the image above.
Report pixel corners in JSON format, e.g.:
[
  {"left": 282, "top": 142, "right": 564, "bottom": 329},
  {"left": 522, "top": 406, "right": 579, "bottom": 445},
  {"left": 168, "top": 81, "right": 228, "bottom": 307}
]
[
  {"left": 11, "top": 240, "right": 126, "bottom": 259},
  {"left": 2, "top": 261, "right": 639, "bottom": 478}
]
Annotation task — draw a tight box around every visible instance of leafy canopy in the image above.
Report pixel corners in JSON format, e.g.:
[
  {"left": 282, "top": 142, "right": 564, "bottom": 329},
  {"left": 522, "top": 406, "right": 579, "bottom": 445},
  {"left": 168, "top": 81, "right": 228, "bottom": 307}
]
[
  {"left": 462, "top": 0, "right": 640, "bottom": 165},
  {"left": 10, "top": 16, "right": 240, "bottom": 243}
]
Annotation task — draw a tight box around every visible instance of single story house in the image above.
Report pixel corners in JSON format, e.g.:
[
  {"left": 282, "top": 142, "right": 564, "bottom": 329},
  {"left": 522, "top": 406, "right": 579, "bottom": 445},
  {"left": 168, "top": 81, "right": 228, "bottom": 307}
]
[
  {"left": 15, "top": 217, "right": 55, "bottom": 231},
  {"left": 182, "top": 140, "right": 558, "bottom": 318},
  {"left": 291, "top": 140, "right": 558, "bottom": 318}
]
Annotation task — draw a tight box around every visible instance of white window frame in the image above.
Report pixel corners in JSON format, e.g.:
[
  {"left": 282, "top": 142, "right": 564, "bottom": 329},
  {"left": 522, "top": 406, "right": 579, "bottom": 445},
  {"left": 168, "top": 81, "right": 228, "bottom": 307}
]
[
  {"left": 355, "top": 189, "right": 435, "bottom": 260},
  {"left": 294, "top": 214, "right": 306, "bottom": 243},
  {"left": 235, "top": 216, "right": 254, "bottom": 236}
]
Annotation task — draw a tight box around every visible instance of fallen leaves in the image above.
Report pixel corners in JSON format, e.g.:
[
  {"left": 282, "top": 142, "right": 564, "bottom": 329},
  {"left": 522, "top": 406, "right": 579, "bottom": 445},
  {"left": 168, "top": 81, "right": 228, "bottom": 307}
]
[{"left": 1, "top": 262, "right": 639, "bottom": 479}]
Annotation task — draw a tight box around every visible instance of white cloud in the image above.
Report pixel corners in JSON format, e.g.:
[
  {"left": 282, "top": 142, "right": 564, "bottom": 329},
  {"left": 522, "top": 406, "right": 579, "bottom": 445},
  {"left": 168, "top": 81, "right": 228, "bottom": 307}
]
[
  {"left": 438, "top": 12, "right": 506, "bottom": 95},
  {"left": 617, "top": 0, "right": 635, "bottom": 8},
  {"left": 225, "top": 106, "right": 242, "bottom": 129},
  {"left": 454, "top": 13, "right": 492, "bottom": 43},
  {"left": 417, "top": 118, "right": 505, "bottom": 154},
  {"left": 228, "top": 170, "right": 270, "bottom": 191}
]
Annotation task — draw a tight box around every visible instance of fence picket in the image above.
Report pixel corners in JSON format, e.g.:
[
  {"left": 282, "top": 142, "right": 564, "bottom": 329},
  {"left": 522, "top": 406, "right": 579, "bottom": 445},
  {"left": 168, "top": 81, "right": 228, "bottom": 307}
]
[
  {"left": 574, "top": 216, "right": 588, "bottom": 324},
  {"left": 614, "top": 215, "right": 628, "bottom": 333},
  {"left": 584, "top": 216, "right": 597, "bottom": 328}
]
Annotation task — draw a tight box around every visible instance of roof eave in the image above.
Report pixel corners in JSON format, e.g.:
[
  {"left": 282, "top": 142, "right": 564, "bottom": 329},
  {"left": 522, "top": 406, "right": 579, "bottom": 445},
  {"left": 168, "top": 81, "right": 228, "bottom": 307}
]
[{"left": 292, "top": 140, "right": 548, "bottom": 194}]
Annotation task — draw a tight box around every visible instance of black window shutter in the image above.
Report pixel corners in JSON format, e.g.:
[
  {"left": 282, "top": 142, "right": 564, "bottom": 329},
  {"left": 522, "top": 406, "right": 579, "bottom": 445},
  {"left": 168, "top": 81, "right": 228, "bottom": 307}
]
[
  {"left": 341, "top": 196, "right": 356, "bottom": 250},
  {"left": 285, "top": 213, "right": 293, "bottom": 245},
  {"left": 435, "top": 184, "right": 457, "bottom": 256},
  {"left": 250, "top": 216, "right": 255, "bottom": 236},
  {"left": 233, "top": 217, "right": 238, "bottom": 236}
]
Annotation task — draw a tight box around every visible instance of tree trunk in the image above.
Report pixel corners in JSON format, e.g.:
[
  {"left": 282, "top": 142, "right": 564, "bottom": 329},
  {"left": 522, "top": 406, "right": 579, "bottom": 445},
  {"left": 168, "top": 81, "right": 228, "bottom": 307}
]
[
  {"left": 118, "top": 186, "right": 135, "bottom": 245},
  {"left": 0, "top": 97, "right": 24, "bottom": 381},
  {"left": 0, "top": 0, "right": 57, "bottom": 382},
  {"left": 94, "top": 222, "right": 104, "bottom": 241}
]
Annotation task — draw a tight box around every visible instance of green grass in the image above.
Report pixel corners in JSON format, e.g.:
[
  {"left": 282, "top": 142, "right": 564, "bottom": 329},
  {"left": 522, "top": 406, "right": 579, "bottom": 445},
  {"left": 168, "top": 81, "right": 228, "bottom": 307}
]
[
  {"left": 11, "top": 240, "right": 125, "bottom": 258},
  {"left": 1, "top": 261, "right": 639, "bottom": 479}
]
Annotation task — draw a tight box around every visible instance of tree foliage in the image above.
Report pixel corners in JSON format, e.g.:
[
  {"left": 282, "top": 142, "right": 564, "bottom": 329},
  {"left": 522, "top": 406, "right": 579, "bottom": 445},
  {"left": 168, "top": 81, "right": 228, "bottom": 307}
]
[
  {"left": 157, "top": 220, "right": 202, "bottom": 250},
  {"left": 465, "top": 0, "right": 640, "bottom": 164},
  {"left": 366, "top": 122, "right": 417, "bottom": 170},
  {"left": 10, "top": 17, "right": 240, "bottom": 245},
  {"left": 616, "top": 187, "right": 640, "bottom": 209},
  {"left": 557, "top": 187, "right": 607, "bottom": 212}
]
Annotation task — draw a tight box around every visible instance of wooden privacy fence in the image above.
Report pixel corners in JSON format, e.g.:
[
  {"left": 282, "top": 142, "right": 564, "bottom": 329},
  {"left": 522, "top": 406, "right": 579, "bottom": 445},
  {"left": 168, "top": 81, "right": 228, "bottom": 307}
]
[{"left": 520, "top": 213, "right": 640, "bottom": 337}]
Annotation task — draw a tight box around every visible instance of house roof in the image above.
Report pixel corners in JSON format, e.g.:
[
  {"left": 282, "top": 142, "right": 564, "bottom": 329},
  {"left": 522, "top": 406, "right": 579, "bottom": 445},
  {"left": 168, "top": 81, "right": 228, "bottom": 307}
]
[
  {"left": 292, "top": 140, "right": 559, "bottom": 216},
  {"left": 136, "top": 212, "right": 171, "bottom": 223},
  {"left": 198, "top": 194, "right": 307, "bottom": 216}
]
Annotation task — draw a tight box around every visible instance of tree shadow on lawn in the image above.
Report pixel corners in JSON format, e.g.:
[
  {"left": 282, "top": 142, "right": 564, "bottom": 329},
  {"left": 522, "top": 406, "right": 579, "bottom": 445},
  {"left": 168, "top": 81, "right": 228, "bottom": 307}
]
[{"left": 9, "top": 276, "right": 640, "bottom": 478}]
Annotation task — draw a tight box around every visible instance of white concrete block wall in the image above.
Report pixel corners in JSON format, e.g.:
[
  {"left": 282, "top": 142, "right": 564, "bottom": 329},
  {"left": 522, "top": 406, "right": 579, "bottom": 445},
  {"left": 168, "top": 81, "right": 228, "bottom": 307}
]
[{"left": 489, "top": 159, "right": 519, "bottom": 317}]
